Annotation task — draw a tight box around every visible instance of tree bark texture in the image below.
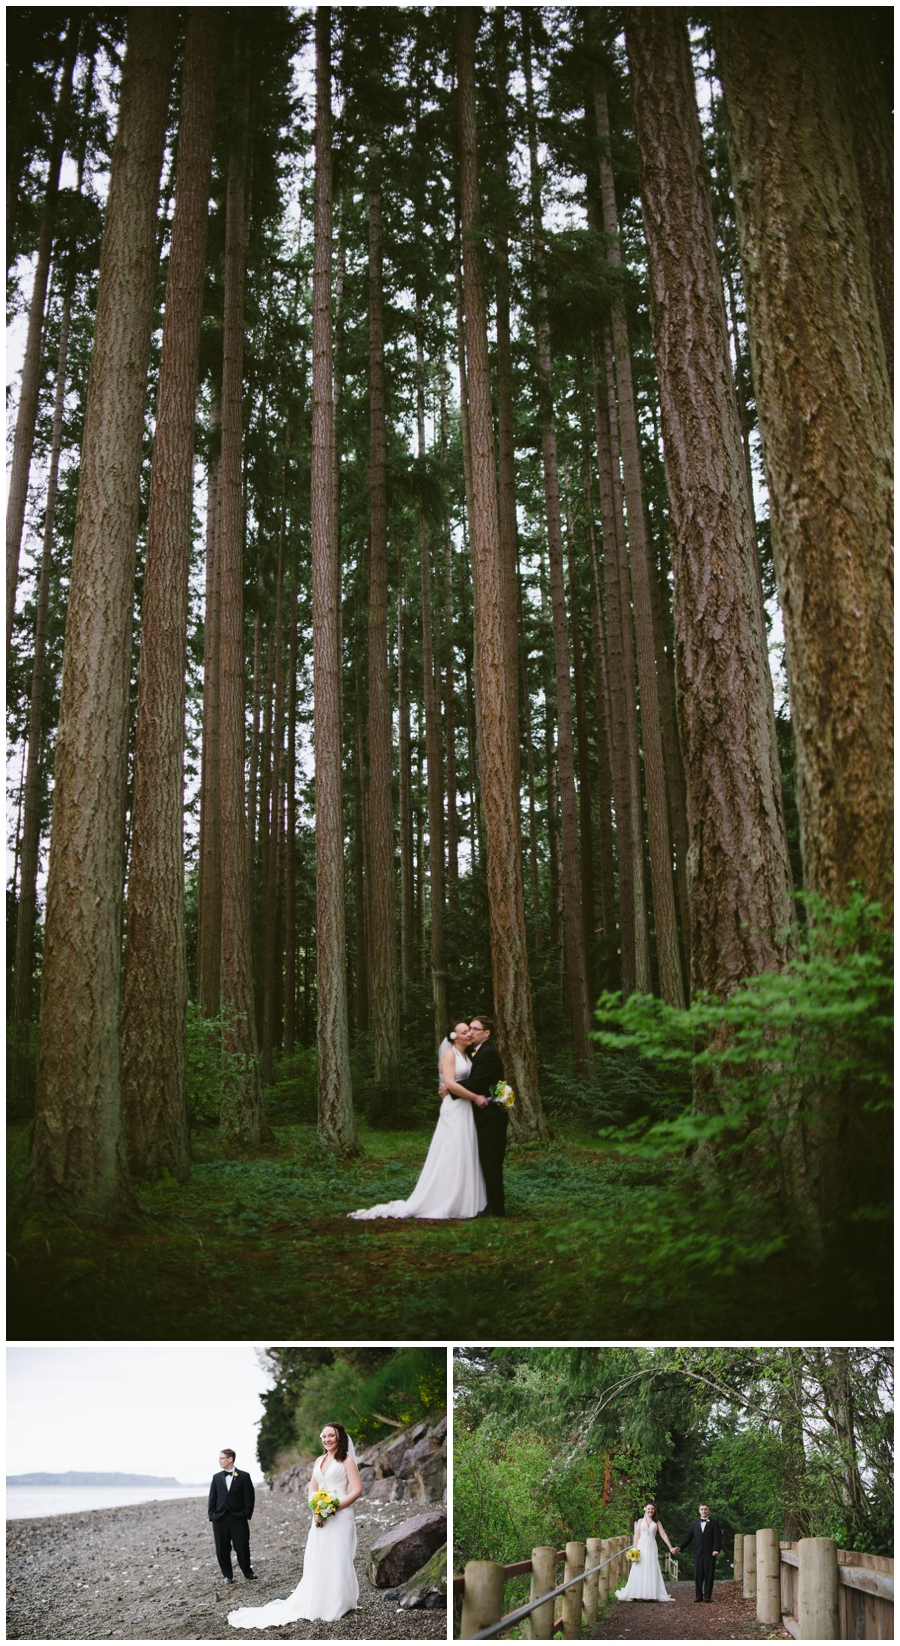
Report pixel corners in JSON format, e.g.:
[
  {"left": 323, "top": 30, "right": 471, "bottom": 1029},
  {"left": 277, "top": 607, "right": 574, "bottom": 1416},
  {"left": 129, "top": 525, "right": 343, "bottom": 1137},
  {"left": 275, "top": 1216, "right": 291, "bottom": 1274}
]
[
  {"left": 592, "top": 59, "right": 685, "bottom": 1008},
  {"left": 581, "top": 436, "right": 617, "bottom": 977},
  {"left": 417, "top": 316, "right": 448, "bottom": 1043},
  {"left": 197, "top": 387, "right": 222, "bottom": 1016},
  {"left": 366, "top": 172, "right": 400, "bottom": 1089},
  {"left": 6, "top": 18, "right": 79, "bottom": 660},
  {"left": 312, "top": 7, "right": 357, "bottom": 1153},
  {"left": 261, "top": 514, "right": 287, "bottom": 1085},
  {"left": 591, "top": 331, "right": 650, "bottom": 995},
  {"left": 565, "top": 478, "right": 597, "bottom": 995},
  {"left": 397, "top": 573, "right": 416, "bottom": 1001},
  {"left": 716, "top": 7, "right": 893, "bottom": 909},
  {"left": 833, "top": 10, "right": 893, "bottom": 391},
  {"left": 283, "top": 586, "right": 298, "bottom": 1056},
  {"left": 458, "top": 7, "right": 544, "bottom": 1137},
  {"left": 440, "top": 377, "right": 460, "bottom": 908},
  {"left": 12, "top": 265, "right": 74, "bottom": 1099},
  {"left": 218, "top": 25, "right": 266, "bottom": 1144},
  {"left": 625, "top": 7, "right": 795, "bottom": 999},
  {"left": 27, "top": 12, "right": 176, "bottom": 1219},
  {"left": 120, "top": 9, "right": 218, "bottom": 1180}
]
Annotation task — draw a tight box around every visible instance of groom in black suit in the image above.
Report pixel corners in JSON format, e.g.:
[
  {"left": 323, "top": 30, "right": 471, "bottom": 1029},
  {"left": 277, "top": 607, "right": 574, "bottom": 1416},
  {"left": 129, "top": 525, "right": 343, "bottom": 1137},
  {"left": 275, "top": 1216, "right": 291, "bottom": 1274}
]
[
  {"left": 456, "top": 1015, "right": 508, "bottom": 1217},
  {"left": 675, "top": 1502, "right": 722, "bottom": 1601},
  {"left": 208, "top": 1449, "right": 257, "bottom": 1583}
]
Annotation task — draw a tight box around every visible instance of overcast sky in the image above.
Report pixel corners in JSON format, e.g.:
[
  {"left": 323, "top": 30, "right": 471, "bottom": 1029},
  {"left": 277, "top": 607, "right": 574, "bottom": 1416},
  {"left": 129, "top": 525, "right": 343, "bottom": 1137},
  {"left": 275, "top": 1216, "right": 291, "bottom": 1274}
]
[{"left": 7, "top": 1344, "right": 275, "bottom": 1483}]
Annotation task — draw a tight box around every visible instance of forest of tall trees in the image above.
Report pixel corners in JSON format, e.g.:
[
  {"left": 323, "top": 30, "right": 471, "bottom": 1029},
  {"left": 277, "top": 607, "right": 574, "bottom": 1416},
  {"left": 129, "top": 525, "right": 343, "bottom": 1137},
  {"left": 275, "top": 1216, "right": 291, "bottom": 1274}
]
[{"left": 6, "top": 7, "right": 891, "bottom": 1336}]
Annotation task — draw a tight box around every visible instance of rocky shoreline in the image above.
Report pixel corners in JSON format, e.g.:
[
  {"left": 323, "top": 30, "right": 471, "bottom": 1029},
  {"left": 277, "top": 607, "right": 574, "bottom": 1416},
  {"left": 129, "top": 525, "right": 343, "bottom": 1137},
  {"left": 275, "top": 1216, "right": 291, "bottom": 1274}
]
[{"left": 6, "top": 1492, "right": 446, "bottom": 1641}]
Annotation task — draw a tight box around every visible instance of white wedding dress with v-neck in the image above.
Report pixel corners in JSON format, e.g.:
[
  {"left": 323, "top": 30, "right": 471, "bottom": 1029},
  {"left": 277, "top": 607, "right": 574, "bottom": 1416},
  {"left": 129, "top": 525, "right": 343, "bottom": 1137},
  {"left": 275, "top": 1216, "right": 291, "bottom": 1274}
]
[
  {"left": 616, "top": 1517, "right": 675, "bottom": 1602},
  {"left": 228, "top": 1457, "right": 359, "bottom": 1627},
  {"left": 348, "top": 1041, "right": 487, "bottom": 1220}
]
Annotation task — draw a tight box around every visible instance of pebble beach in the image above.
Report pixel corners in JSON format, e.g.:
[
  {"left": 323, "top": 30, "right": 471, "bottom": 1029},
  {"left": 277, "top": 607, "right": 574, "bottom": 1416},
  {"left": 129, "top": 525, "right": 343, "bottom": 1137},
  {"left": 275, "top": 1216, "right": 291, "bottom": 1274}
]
[{"left": 6, "top": 1490, "right": 446, "bottom": 1641}]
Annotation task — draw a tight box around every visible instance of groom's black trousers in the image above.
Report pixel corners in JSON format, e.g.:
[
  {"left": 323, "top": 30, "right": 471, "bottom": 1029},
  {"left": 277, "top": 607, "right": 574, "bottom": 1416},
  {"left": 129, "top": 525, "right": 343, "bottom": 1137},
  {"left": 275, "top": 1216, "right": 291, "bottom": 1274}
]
[
  {"left": 472, "top": 1102, "right": 509, "bottom": 1216},
  {"left": 213, "top": 1512, "right": 253, "bottom": 1579},
  {"left": 694, "top": 1553, "right": 716, "bottom": 1601}
]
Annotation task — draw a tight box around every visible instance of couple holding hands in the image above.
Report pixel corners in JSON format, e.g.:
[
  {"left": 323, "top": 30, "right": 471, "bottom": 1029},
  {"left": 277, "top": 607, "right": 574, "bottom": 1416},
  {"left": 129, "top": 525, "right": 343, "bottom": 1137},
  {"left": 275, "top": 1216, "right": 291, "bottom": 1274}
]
[{"left": 618, "top": 1502, "right": 722, "bottom": 1604}]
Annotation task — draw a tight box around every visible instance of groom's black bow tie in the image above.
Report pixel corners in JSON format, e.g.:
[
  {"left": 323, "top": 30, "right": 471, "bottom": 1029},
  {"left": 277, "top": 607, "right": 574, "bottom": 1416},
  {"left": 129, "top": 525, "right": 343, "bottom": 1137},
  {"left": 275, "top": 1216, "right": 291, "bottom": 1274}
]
[{"left": 225, "top": 1471, "right": 234, "bottom": 1477}]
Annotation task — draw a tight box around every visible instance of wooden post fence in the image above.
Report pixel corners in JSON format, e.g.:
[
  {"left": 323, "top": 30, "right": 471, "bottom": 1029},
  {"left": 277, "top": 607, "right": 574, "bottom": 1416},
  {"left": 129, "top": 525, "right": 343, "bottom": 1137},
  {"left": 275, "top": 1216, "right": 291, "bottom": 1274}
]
[
  {"left": 734, "top": 1530, "right": 894, "bottom": 1641},
  {"left": 454, "top": 1533, "right": 635, "bottom": 1640}
]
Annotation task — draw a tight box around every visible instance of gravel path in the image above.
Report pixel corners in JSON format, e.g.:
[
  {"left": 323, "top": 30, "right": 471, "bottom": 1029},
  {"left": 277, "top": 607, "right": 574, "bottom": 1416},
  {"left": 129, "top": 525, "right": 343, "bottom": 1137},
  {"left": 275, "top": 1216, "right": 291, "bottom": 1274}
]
[
  {"left": 6, "top": 1491, "right": 446, "bottom": 1641},
  {"left": 592, "top": 1579, "right": 790, "bottom": 1639}
]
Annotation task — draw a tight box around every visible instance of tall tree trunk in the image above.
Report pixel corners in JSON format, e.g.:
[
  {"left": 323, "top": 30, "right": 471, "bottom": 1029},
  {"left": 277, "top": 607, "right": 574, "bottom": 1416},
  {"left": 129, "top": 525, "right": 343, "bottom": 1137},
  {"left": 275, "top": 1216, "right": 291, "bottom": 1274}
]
[
  {"left": 440, "top": 374, "right": 460, "bottom": 909},
  {"left": 311, "top": 7, "right": 356, "bottom": 1152},
  {"left": 283, "top": 586, "right": 298, "bottom": 1058},
  {"left": 417, "top": 311, "right": 448, "bottom": 1043},
  {"left": 581, "top": 423, "right": 617, "bottom": 980},
  {"left": 591, "top": 51, "right": 685, "bottom": 1008},
  {"left": 120, "top": 8, "right": 218, "bottom": 1180},
  {"left": 366, "top": 166, "right": 400, "bottom": 1092},
  {"left": 715, "top": 8, "right": 893, "bottom": 911},
  {"left": 523, "top": 21, "right": 593, "bottom": 1072},
  {"left": 12, "top": 263, "right": 75, "bottom": 1104},
  {"left": 218, "top": 24, "right": 267, "bottom": 1144},
  {"left": 834, "top": 11, "right": 893, "bottom": 392},
  {"left": 625, "top": 5, "right": 795, "bottom": 1000},
  {"left": 353, "top": 683, "right": 369, "bottom": 1034},
  {"left": 647, "top": 520, "right": 692, "bottom": 972},
  {"left": 246, "top": 607, "right": 263, "bottom": 894},
  {"left": 397, "top": 569, "right": 416, "bottom": 1006},
  {"left": 261, "top": 511, "right": 287, "bottom": 1085},
  {"left": 591, "top": 327, "right": 650, "bottom": 995},
  {"left": 458, "top": 7, "right": 544, "bottom": 1136},
  {"left": 6, "top": 19, "right": 79, "bottom": 660},
  {"left": 492, "top": 7, "right": 520, "bottom": 794},
  {"left": 26, "top": 12, "right": 176, "bottom": 1219},
  {"left": 197, "top": 387, "right": 222, "bottom": 1016},
  {"left": 564, "top": 475, "right": 597, "bottom": 1000}
]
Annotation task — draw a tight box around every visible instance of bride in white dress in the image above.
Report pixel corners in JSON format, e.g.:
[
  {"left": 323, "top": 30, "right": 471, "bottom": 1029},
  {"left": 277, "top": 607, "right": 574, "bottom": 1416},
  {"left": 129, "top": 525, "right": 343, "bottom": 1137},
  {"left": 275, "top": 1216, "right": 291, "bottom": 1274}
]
[
  {"left": 616, "top": 1503, "right": 677, "bottom": 1603},
  {"left": 348, "top": 1022, "right": 488, "bottom": 1220},
  {"left": 228, "top": 1424, "right": 361, "bottom": 1628}
]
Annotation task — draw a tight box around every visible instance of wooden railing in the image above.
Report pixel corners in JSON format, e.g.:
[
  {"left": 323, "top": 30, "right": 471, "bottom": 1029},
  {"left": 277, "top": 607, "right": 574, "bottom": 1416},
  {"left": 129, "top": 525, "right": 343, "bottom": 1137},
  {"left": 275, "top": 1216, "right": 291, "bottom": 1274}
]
[
  {"left": 454, "top": 1535, "right": 635, "bottom": 1639},
  {"left": 735, "top": 1531, "right": 893, "bottom": 1640}
]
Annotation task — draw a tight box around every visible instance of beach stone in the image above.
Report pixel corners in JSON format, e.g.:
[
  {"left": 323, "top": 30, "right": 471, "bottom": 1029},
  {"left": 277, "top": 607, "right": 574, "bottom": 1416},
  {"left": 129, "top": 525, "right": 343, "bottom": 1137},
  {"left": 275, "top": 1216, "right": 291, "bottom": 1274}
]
[
  {"left": 399, "top": 1543, "right": 447, "bottom": 1610},
  {"left": 382, "top": 1436, "right": 409, "bottom": 1477},
  {"left": 367, "top": 1510, "right": 447, "bottom": 1589}
]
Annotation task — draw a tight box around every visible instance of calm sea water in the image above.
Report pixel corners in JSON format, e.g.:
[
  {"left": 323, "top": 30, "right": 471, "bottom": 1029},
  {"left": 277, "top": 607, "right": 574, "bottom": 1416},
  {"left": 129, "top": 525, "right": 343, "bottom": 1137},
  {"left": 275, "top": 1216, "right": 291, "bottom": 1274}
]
[{"left": 7, "top": 1484, "right": 208, "bottom": 1520}]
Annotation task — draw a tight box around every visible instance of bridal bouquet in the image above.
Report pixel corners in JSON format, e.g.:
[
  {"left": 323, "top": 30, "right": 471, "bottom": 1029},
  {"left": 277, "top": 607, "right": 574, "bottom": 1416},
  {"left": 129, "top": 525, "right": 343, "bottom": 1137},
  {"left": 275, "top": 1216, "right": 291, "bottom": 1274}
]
[
  {"left": 490, "top": 1081, "right": 516, "bottom": 1108},
  {"left": 626, "top": 1548, "right": 641, "bottom": 1563},
  {"left": 309, "top": 1488, "right": 340, "bottom": 1526}
]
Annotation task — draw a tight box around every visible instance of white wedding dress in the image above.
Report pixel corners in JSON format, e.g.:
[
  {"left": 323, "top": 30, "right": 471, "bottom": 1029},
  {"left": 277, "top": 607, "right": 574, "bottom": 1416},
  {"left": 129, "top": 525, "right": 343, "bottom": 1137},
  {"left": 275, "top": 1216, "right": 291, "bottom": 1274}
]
[
  {"left": 616, "top": 1517, "right": 675, "bottom": 1602},
  {"left": 348, "top": 1041, "right": 487, "bottom": 1220},
  {"left": 228, "top": 1457, "right": 359, "bottom": 1628}
]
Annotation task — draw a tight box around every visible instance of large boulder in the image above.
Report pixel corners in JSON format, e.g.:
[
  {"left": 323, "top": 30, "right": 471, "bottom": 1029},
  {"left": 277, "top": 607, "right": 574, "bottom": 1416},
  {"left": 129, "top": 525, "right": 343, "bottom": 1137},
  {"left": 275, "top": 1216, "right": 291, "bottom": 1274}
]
[
  {"left": 399, "top": 1543, "right": 447, "bottom": 1610},
  {"left": 368, "top": 1477, "right": 406, "bottom": 1503},
  {"left": 411, "top": 1455, "right": 446, "bottom": 1501},
  {"left": 367, "top": 1510, "right": 447, "bottom": 1589}
]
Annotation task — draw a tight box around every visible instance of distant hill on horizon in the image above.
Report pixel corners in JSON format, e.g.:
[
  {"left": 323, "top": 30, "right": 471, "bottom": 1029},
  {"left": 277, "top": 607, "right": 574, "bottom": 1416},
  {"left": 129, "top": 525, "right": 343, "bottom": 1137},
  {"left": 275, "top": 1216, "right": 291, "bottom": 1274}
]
[{"left": 7, "top": 1471, "right": 196, "bottom": 1487}]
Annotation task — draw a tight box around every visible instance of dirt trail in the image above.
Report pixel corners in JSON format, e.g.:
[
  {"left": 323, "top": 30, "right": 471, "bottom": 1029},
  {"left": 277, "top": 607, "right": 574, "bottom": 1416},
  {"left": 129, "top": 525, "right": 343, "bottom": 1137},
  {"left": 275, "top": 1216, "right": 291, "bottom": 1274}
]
[{"left": 592, "top": 1578, "right": 790, "bottom": 1640}]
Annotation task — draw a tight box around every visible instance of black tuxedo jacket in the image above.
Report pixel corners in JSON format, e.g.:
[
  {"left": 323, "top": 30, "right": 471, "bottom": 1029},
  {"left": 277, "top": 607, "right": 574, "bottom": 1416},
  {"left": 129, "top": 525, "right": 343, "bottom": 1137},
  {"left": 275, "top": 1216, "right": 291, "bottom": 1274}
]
[
  {"left": 677, "top": 1517, "right": 721, "bottom": 1557},
  {"left": 208, "top": 1469, "right": 255, "bottom": 1521},
  {"left": 457, "top": 1038, "right": 504, "bottom": 1099}
]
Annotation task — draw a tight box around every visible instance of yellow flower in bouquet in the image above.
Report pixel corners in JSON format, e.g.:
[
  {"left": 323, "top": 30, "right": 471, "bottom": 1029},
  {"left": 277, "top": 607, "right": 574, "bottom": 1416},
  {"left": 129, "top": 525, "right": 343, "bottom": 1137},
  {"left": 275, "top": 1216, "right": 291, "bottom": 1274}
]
[
  {"left": 309, "top": 1488, "right": 340, "bottom": 1525},
  {"left": 626, "top": 1548, "right": 641, "bottom": 1563},
  {"left": 491, "top": 1081, "right": 516, "bottom": 1107}
]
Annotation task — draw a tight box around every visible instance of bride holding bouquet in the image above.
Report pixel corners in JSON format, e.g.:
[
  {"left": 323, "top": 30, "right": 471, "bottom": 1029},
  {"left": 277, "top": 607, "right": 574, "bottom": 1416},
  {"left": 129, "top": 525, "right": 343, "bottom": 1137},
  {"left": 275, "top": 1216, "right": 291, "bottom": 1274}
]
[{"left": 616, "top": 1502, "right": 677, "bottom": 1603}]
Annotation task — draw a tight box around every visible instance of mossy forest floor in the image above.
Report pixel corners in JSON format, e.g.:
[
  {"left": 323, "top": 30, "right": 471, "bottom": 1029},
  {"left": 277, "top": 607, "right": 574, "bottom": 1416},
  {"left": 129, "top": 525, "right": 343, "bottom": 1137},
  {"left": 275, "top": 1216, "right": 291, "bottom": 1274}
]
[{"left": 6, "top": 1120, "right": 883, "bottom": 1340}]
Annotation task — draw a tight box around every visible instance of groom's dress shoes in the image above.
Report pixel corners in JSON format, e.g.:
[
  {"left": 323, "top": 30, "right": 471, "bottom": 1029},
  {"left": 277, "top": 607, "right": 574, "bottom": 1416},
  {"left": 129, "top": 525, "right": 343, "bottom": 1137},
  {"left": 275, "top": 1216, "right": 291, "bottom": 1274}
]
[
  {"left": 246, "top": 1571, "right": 258, "bottom": 1580},
  {"left": 223, "top": 1576, "right": 235, "bottom": 1585}
]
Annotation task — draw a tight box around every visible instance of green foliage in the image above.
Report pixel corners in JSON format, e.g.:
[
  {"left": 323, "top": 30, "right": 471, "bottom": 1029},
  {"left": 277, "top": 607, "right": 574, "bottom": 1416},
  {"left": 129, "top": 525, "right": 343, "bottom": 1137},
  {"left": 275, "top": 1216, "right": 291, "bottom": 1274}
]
[
  {"left": 291, "top": 1346, "right": 446, "bottom": 1456},
  {"left": 454, "top": 1347, "right": 895, "bottom": 1583},
  {"left": 184, "top": 1001, "right": 256, "bottom": 1129},
  {"left": 576, "top": 891, "right": 893, "bottom": 1285}
]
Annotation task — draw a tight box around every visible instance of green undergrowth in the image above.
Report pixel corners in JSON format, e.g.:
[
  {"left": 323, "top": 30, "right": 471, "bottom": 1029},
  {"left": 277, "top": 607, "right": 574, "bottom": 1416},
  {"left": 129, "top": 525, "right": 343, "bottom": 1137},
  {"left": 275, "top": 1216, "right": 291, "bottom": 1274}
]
[{"left": 6, "top": 1113, "right": 884, "bottom": 1339}]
